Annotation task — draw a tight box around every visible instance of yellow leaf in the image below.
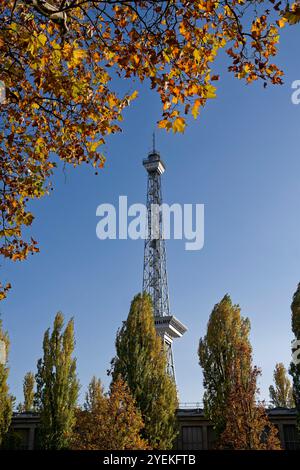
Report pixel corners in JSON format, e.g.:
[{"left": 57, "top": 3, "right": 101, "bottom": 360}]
[
  {"left": 129, "top": 90, "right": 138, "bottom": 100},
  {"left": 106, "top": 51, "right": 115, "bottom": 60},
  {"left": 107, "top": 94, "right": 118, "bottom": 108},
  {"left": 38, "top": 33, "right": 47, "bottom": 46},
  {"left": 172, "top": 117, "right": 186, "bottom": 133},
  {"left": 89, "top": 112, "right": 98, "bottom": 122},
  {"left": 277, "top": 18, "right": 287, "bottom": 28},
  {"left": 10, "top": 22, "right": 18, "bottom": 32},
  {"left": 193, "top": 49, "right": 201, "bottom": 63},
  {"left": 158, "top": 119, "right": 172, "bottom": 131},
  {"left": 72, "top": 48, "right": 87, "bottom": 66},
  {"left": 162, "top": 51, "right": 171, "bottom": 63},
  {"left": 192, "top": 99, "right": 201, "bottom": 119},
  {"left": 205, "top": 84, "right": 216, "bottom": 99},
  {"left": 88, "top": 139, "right": 104, "bottom": 152}
]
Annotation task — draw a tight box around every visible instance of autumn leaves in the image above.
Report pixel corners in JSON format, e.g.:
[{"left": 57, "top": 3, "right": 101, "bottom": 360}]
[{"left": 0, "top": 0, "right": 297, "bottom": 301}]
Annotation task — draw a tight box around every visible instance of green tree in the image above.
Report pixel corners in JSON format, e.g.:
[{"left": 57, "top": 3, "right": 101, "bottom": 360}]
[
  {"left": 72, "top": 377, "right": 148, "bottom": 450},
  {"left": 84, "top": 376, "right": 105, "bottom": 413},
  {"left": 109, "top": 293, "right": 178, "bottom": 449},
  {"left": 0, "top": 319, "right": 14, "bottom": 447},
  {"left": 199, "top": 295, "right": 281, "bottom": 449},
  {"left": 269, "top": 363, "right": 295, "bottom": 408},
  {"left": 198, "top": 294, "right": 252, "bottom": 437},
  {"left": 35, "top": 312, "right": 79, "bottom": 449},
  {"left": 20, "top": 372, "right": 36, "bottom": 412},
  {"left": 290, "top": 283, "right": 300, "bottom": 432}
]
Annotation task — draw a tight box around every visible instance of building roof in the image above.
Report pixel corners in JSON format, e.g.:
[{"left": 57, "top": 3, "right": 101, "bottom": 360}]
[{"left": 176, "top": 406, "right": 297, "bottom": 418}]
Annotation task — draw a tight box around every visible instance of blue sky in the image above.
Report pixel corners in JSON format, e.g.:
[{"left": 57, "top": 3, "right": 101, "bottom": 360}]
[{"left": 2, "top": 25, "right": 300, "bottom": 405}]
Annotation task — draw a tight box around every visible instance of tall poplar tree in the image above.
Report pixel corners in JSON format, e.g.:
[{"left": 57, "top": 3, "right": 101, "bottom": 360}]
[
  {"left": 84, "top": 376, "right": 105, "bottom": 413},
  {"left": 269, "top": 363, "right": 294, "bottom": 408},
  {"left": 290, "top": 283, "right": 300, "bottom": 432},
  {"left": 198, "top": 295, "right": 252, "bottom": 436},
  {"left": 109, "top": 293, "right": 178, "bottom": 449},
  {"left": 0, "top": 319, "right": 13, "bottom": 447},
  {"left": 35, "top": 312, "right": 79, "bottom": 449},
  {"left": 20, "top": 372, "right": 35, "bottom": 412},
  {"left": 199, "top": 294, "right": 280, "bottom": 450}
]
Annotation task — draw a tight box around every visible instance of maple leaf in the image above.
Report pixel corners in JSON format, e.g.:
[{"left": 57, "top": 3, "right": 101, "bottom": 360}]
[{"left": 172, "top": 117, "right": 186, "bottom": 133}]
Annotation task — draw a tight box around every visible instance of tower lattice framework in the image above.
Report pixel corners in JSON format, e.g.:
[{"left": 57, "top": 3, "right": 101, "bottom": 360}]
[{"left": 142, "top": 144, "right": 187, "bottom": 380}]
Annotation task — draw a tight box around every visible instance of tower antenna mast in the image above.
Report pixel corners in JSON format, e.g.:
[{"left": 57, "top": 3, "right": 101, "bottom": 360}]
[{"left": 142, "top": 142, "right": 187, "bottom": 379}]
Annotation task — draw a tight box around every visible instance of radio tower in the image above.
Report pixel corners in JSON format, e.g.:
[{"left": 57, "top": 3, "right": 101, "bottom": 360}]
[{"left": 142, "top": 135, "right": 187, "bottom": 379}]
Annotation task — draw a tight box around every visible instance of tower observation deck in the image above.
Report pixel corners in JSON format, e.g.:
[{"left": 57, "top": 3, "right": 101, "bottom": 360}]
[{"left": 142, "top": 143, "right": 187, "bottom": 379}]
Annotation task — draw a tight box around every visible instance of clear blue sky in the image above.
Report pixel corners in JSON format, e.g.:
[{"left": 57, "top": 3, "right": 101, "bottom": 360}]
[{"left": 2, "top": 25, "right": 300, "bottom": 406}]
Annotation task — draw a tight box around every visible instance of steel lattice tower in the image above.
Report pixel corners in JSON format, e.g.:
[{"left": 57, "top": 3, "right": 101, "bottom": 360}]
[{"left": 142, "top": 140, "right": 187, "bottom": 379}]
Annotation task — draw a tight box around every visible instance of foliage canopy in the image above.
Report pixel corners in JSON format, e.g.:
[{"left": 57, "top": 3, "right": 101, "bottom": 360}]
[{"left": 0, "top": 0, "right": 297, "bottom": 297}]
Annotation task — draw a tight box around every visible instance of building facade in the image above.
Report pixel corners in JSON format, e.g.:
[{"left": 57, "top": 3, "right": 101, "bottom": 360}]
[
  {"left": 175, "top": 407, "right": 300, "bottom": 450},
  {"left": 8, "top": 407, "right": 300, "bottom": 450}
]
